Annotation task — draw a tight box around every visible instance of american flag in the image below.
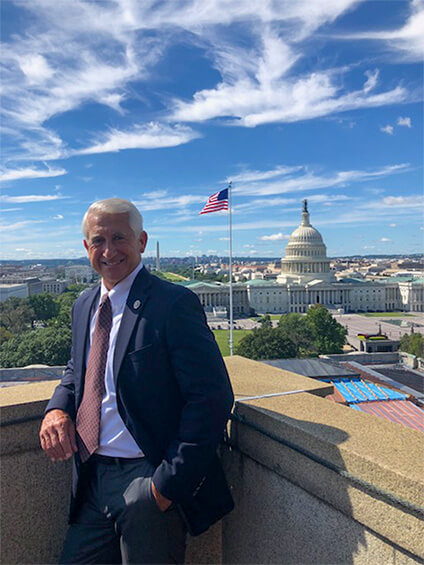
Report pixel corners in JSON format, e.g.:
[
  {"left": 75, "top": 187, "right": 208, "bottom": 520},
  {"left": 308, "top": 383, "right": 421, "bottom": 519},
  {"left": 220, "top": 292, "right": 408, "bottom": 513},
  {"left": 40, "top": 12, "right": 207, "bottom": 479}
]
[{"left": 199, "top": 188, "right": 229, "bottom": 214}]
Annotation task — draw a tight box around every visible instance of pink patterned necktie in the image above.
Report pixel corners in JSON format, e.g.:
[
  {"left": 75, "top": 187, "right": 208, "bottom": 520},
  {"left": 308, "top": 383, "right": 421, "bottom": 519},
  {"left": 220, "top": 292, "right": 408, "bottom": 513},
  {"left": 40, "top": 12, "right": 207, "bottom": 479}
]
[{"left": 76, "top": 294, "right": 112, "bottom": 463}]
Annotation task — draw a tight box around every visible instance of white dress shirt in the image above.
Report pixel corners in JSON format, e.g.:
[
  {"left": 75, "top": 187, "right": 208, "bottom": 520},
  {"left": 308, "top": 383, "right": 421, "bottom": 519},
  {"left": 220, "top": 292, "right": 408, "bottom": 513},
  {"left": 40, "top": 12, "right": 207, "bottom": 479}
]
[{"left": 89, "top": 260, "right": 144, "bottom": 458}]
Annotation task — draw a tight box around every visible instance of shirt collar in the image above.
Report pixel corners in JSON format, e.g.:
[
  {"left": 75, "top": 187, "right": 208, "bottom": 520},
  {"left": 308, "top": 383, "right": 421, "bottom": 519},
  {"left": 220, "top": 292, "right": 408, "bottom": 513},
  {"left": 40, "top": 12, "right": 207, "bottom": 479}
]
[{"left": 100, "top": 260, "right": 144, "bottom": 309}]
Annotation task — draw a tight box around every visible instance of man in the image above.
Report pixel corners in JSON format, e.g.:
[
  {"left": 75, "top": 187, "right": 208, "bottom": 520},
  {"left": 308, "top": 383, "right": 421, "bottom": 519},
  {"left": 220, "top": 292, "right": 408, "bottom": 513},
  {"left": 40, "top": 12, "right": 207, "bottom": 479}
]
[{"left": 40, "top": 198, "right": 234, "bottom": 564}]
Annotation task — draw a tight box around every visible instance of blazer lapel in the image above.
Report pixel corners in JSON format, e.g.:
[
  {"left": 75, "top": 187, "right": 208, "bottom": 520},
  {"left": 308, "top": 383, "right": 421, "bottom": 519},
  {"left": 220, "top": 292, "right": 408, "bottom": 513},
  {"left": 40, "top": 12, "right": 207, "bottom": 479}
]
[
  {"left": 75, "top": 286, "right": 100, "bottom": 405},
  {"left": 113, "top": 267, "right": 152, "bottom": 386}
]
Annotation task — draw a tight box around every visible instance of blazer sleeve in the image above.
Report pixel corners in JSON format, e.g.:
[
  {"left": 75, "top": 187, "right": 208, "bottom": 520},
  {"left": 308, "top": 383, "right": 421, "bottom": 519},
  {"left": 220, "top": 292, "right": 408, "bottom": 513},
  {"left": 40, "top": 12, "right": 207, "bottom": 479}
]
[
  {"left": 45, "top": 304, "right": 77, "bottom": 420},
  {"left": 152, "top": 290, "right": 234, "bottom": 503}
]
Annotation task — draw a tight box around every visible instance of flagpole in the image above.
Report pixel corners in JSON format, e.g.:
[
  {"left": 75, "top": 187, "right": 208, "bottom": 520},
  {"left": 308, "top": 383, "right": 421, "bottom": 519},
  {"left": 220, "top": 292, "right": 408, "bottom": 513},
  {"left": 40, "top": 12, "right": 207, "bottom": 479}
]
[{"left": 228, "top": 181, "right": 233, "bottom": 356}]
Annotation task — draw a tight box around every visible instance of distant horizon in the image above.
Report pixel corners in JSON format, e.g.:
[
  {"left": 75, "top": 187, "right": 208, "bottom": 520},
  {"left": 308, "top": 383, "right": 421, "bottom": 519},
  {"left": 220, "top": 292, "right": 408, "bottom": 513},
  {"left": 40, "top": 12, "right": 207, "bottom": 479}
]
[
  {"left": 1, "top": 1, "right": 422, "bottom": 259},
  {"left": 1, "top": 253, "right": 423, "bottom": 265}
]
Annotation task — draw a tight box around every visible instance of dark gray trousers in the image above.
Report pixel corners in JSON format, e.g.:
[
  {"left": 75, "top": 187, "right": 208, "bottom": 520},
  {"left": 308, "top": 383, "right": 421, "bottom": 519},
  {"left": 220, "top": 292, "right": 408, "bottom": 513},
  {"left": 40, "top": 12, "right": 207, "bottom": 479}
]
[{"left": 60, "top": 458, "right": 187, "bottom": 565}]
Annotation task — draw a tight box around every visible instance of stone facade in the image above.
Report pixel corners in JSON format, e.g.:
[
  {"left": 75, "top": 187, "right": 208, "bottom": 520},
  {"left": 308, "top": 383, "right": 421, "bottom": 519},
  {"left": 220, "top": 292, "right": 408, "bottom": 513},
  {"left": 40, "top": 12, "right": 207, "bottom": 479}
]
[
  {"left": 181, "top": 281, "right": 250, "bottom": 315},
  {"left": 0, "top": 283, "right": 28, "bottom": 302},
  {"left": 64, "top": 264, "right": 95, "bottom": 283},
  {"left": 41, "top": 279, "right": 67, "bottom": 294}
]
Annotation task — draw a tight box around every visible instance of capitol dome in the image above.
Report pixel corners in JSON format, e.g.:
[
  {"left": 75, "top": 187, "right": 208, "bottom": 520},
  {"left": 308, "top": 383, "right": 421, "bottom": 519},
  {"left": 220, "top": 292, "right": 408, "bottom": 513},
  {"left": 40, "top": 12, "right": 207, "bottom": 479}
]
[{"left": 277, "top": 200, "right": 335, "bottom": 284}]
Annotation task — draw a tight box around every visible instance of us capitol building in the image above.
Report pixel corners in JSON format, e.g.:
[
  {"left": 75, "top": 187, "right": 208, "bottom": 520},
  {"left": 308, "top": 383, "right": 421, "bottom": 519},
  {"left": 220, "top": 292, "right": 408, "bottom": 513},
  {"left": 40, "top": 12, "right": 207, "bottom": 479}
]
[{"left": 183, "top": 201, "right": 424, "bottom": 317}]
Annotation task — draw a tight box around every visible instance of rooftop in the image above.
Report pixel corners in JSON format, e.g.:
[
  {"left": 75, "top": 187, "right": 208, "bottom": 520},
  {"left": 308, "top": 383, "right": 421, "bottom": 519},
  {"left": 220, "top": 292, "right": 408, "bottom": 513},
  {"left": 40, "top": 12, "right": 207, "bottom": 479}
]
[
  {"left": 350, "top": 400, "right": 424, "bottom": 433},
  {"left": 342, "top": 361, "right": 424, "bottom": 397},
  {"left": 261, "top": 358, "right": 358, "bottom": 379}
]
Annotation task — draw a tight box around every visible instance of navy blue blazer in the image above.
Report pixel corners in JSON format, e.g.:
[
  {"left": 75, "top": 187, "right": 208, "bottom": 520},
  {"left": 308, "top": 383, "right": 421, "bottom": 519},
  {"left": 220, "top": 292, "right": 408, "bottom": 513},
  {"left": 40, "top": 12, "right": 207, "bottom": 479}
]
[{"left": 46, "top": 267, "right": 234, "bottom": 535}]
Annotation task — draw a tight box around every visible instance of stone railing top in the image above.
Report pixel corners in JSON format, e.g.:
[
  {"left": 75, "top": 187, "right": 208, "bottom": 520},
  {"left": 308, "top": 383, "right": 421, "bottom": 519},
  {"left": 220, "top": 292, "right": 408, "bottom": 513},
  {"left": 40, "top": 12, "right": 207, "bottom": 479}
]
[{"left": 0, "top": 380, "right": 58, "bottom": 409}]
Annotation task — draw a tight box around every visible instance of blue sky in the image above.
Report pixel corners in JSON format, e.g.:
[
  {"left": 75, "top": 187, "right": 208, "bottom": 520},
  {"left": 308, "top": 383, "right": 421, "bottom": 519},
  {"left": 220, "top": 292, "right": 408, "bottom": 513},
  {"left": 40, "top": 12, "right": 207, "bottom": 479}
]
[{"left": 1, "top": 0, "right": 423, "bottom": 260}]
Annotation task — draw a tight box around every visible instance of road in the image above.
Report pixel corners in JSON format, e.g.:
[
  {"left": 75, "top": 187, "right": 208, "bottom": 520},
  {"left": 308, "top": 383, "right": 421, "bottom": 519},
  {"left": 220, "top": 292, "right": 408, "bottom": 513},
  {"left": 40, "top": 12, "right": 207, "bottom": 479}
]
[{"left": 334, "top": 313, "right": 423, "bottom": 343}]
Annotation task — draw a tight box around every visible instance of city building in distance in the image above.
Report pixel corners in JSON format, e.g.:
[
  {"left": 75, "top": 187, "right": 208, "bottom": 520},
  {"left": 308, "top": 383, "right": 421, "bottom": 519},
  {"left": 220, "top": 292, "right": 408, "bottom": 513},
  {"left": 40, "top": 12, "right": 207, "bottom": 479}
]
[{"left": 184, "top": 201, "right": 424, "bottom": 316}]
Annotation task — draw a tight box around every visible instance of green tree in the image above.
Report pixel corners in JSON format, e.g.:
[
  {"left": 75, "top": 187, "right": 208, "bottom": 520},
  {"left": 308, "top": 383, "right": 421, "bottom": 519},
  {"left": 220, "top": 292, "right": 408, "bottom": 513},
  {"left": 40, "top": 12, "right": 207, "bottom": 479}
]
[
  {"left": 0, "top": 327, "right": 13, "bottom": 343},
  {"left": 49, "top": 291, "right": 79, "bottom": 328},
  {"left": 399, "top": 332, "right": 424, "bottom": 357},
  {"left": 0, "top": 297, "right": 35, "bottom": 334},
  {"left": 305, "top": 304, "right": 346, "bottom": 354},
  {"left": 66, "top": 283, "right": 91, "bottom": 293},
  {"left": 278, "top": 313, "right": 314, "bottom": 356},
  {"left": 235, "top": 327, "right": 297, "bottom": 360},
  {"left": 0, "top": 327, "right": 72, "bottom": 368},
  {"left": 258, "top": 314, "right": 272, "bottom": 329},
  {"left": 29, "top": 293, "right": 60, "bottom": 321}
]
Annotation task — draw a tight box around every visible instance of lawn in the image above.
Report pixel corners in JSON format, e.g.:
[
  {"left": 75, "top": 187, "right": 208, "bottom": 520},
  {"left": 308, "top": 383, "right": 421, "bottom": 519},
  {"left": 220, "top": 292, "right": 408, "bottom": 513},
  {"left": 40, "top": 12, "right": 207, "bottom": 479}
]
[
  {"left": 213, "top": 329, "right": 250, "bottom": 357},
  {"left": 162, "top": 272, "right": 189, "bottom": 282},
  {"left": 358, "top": 312, "right": 411, "bottom": 317}
]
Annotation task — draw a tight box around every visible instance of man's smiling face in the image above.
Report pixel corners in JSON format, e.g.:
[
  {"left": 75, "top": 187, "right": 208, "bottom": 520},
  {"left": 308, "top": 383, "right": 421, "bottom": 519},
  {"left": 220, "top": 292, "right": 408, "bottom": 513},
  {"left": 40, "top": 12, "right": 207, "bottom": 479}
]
[{"left": 84, "top": 212, "right": 147, "bottom": 290}]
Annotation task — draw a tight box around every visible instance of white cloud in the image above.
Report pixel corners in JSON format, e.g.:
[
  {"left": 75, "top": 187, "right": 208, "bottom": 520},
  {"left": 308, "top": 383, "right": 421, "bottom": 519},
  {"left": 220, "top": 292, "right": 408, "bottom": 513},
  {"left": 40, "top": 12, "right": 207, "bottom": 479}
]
[
  {"left": 397, "top": 116, "right": 412, "bottom": 127},
  {"left": 75, "top": 123, "right": 200, "bottom": 155},
  {"left": 1, "top": 0, "right": 415, "bottom": 168},
  {"left": 380, "top": 237, "right": 391, "bottom": 242},
  {"left": 232, "top": 194, "right": 352, "bottom": 216},
  {"left": 378, "top": 195, "right": 424, "bottom": 208},
  {"left": 172, "top": 61, "right": 407, "bottom": 127},
  {"left": 380, "top": 125, "right": 394, "bottom": 135},
  {"left": 0, "top": 194, "right": 68, "bottom": 203},
  {"left": 0, "top": 220, "right": 45, "bottom": 232},
  {"left": 232, "top": 163, "right": 410, "bottom": 197},
  {"left": 389, "top": 223, "right": 397, "bottom": 227},
  {"left": 141, "top": 190, "right": 169, "bottom": 199},
  {"left": 363, "top": 69, "right": 379, "bottom": 93},
  {"left": 229, "top": 166, "right": 302, "bottom": 183},
  {"left": 134, "top": 190, "right": 205, "bottom": 211},
  {"left": 53, "top": 214, "right": 64, "bottom": 220},
  {"left": 0, "top": 164, "right": 66, "bottom": 183},
  {"left": 367, "top": 187, "right": 385, "bottom": 195},
  {"left": 18, "top": 54, "right": 54, "bottom": 84},
  {"left": 340, "top": 0, "right": 424, "bottom": 62},
  {"left": 260, "top": 232, "right": 289, "bottom": 241}
]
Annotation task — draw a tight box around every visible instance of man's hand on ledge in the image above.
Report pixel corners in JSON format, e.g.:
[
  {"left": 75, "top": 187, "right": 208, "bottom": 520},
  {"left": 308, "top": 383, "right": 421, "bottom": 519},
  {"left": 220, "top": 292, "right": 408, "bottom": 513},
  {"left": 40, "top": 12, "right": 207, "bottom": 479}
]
[
  {"left": 151, "top": 480, "right": 172, "bottom": 512},
  {"left": 40, "top": 409, "right": 77, "bottom": 462}
]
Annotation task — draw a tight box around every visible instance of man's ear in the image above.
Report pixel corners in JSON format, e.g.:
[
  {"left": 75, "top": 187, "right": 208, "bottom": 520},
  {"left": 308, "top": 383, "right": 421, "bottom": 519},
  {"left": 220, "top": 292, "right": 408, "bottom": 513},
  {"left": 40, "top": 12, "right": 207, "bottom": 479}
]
[
  {"left": 83, "top": 240, "right": 89, "bottom": 252},
  {"left": 139, "top": 231, "right": 148, "bottom": 254}
]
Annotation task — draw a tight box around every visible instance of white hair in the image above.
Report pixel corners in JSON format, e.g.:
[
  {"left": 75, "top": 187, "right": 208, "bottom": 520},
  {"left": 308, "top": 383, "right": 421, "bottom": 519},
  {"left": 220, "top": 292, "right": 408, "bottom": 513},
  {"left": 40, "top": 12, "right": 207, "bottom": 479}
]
[{"left": 82, "top": 198, "right": 143, "bottom": 239}]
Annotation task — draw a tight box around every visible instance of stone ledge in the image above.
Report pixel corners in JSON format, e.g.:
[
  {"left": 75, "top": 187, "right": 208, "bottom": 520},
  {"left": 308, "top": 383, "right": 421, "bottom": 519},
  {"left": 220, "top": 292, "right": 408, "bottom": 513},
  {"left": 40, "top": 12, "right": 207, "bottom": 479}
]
[
  {"left": 229, "top": 393, "right": 424, "bottom": 559},
  {"left": 0, "top": 380, "right": 59, "bottom": 410}
]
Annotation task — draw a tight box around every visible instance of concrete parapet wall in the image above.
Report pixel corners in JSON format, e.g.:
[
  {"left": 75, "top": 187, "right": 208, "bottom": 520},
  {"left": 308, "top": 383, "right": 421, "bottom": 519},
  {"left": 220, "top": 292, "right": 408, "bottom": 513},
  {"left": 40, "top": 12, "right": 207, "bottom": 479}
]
[
  {"left": 223, "top": 453, "right": 420, "bottom": 565},
  {"left": 321, "top": 352, "right": 400, "bottom": 364},
  {"left": 224, "top": 358, "right": 424, "bottom": 563},
  {"left": 1, "top": 382, "right": 69, "bottom": 564},
  {"left": 1, "top": 358, "right": 423, "bottom": 564},
  {"left": 0, "top": 381, "right": 223, "bottom": 564}
]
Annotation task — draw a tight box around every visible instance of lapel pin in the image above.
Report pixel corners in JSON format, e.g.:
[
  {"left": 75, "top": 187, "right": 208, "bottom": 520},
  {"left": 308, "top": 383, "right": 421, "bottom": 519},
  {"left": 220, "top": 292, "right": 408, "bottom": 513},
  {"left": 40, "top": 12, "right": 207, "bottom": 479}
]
[{"left": 133, "top": 299, "right": 141, "bottom": 310}]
